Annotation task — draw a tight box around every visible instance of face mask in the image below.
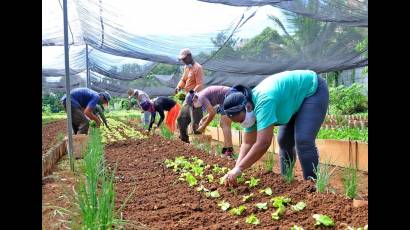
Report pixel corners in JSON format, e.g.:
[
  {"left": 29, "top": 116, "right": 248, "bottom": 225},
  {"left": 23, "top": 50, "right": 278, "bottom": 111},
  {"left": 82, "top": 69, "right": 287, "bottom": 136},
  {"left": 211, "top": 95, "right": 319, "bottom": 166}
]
[{"left": 240, "top": 110, "right": 256, "bottom": 128}]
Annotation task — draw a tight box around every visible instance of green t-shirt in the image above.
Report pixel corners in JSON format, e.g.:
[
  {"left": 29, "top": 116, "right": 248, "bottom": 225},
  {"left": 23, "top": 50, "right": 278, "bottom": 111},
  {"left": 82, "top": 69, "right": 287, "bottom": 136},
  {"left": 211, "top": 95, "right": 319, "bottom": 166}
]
[{"left": 244, "top": 70, "right": 318, "bottom": 133}]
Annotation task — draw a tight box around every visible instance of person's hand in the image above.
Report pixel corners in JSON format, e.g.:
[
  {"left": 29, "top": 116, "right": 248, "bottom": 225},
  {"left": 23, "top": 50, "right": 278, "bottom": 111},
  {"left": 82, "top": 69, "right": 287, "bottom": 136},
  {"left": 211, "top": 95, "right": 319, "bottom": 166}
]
[{"left": 223, "top": 166, "right": 242, "bottom": 187}]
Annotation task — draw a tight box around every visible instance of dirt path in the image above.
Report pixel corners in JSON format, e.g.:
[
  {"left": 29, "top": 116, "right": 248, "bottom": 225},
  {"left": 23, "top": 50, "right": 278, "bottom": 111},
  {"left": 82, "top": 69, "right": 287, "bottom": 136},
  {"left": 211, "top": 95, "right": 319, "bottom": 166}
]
[{"left": 42, "top": 120, "right": 67, "bottom": 155}]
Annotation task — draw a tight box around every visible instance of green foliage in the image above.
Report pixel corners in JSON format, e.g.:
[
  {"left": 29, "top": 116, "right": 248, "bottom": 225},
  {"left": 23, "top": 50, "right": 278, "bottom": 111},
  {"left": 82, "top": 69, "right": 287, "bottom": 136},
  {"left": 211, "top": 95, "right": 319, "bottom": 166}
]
[
  {"left": 255, "top": 202, "right": 268, "bottom": 210},
  {"left": 229, "top": 205, "right": 247, "bottom": 216},
  {"left": 317, "top": 127, "right": 368, "bottom": 143},
  {"left": 291, "top": 201, "right": 306, "bottom": 212},
  {"left": 343, "top": 165, "right": 358, "bottom": 199},
  {"left": 42, "top": 92, "right": 65, "bottom": 113},
  {"left": 259, "top": 187, "right": 273, "bottom": 196},
  {"left": 245, "top": 177, "right": 260, "bottom": 188},
  {"left": 218, "top": 200, "right": 230, "bottom": 211},
  {"left": 312, "top": 214, "right": 335, "bottom": 227},
  {"left": 329, "top": 84, "right": 368, "bottom": 115},
  {"left": 242, "top": 193, "right": 255, "bottom": 202},
  {"left": 245, "top": 214, "right": 260, "bottom": 225},
  {"left": 312, "top": 163, "right": 335, "bottom": 193},
  {"left": 283, "top": 157, "right": 296, "bottom": 183}
]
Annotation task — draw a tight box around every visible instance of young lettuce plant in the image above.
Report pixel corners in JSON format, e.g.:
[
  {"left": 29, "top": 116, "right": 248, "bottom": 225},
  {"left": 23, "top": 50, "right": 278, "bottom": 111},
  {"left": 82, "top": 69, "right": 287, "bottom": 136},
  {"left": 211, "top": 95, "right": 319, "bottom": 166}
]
[
  {"left": 259, "top": 187, "right": 273, "bottom": 196},
  {"left": 312, "top": 214, "right": 335, "bottom": 227},
  {"left": 255, "top": 202, "right": 268, "bottom": 210},
  {"left": 236, "top": 173, "right": 246, "bottom": 184},
  {"left": 229, "top": 205, "right": 247, "bottom": 216},
  {"left": 205, "top": 190, "right": 220, "bottom": 198},
  {"left": 291, "top": 201, "right": 306, "bottom": 212},
  {"left": 290, "top": 225, "right": 304, "bottom": 230},
  {"left": 196, "top": 185, "right": 210, "bottom": 193},
  {"left": 245, "top": 214, "right": 260, "bottom": 225},
  {"left": 182, "top": 172, "right": 197, "bottom": 187},
  {"left": 242, "top": 193, "right": 255, "bottom": 202},
  {"left": 217, "top": 200, "right": 230, "bottom": 211},
  {"left": 271, "top": 204, "right": 286, "bottom": 220},
  {"left": 207, "top": 174, "right": 214, "bottom": 183},
  {"left": 245, "top": 177, "right": 260, "bottom": 189}
]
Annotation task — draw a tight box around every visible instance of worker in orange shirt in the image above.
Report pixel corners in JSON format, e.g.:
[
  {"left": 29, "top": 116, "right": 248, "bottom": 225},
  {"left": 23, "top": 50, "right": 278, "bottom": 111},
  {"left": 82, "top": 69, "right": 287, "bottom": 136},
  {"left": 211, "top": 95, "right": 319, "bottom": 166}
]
[{"left": 175, "top": 48, "right": 204, "bottom": 143}]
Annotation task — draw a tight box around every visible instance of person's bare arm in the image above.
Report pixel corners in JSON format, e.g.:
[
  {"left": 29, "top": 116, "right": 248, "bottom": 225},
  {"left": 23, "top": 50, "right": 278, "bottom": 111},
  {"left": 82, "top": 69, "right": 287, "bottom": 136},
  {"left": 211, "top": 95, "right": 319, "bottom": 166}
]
[
  {"left": 84, "top": 107, "right": 102, "bottom": 127},
  {"left": 236, "top": 125, "right": 273, "bottom": 170}
]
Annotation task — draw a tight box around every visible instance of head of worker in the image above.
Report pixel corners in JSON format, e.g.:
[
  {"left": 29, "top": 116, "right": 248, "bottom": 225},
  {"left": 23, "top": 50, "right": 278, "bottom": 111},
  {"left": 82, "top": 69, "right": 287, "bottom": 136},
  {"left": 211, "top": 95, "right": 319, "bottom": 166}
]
[
  {"left": 178, "top": 48, "right": 194, "bottom": 66},
  {"left": 140, "top": 100, "right": 155, "bottom": 113},
  {"left": 127, "top": 89, "right": 137, "bottom": 99},
  {"left": 223, "top": 86, "right": 255, "bottom": 128},
  {"left": 98, "top": 91, "right": 111, "bottom": 108}
]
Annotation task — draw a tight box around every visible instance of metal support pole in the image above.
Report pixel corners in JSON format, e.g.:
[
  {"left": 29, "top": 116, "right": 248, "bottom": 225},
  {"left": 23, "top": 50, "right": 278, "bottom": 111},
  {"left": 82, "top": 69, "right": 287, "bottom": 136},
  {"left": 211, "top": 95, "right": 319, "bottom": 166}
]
[
  {"left": 63, "top": 0, "right": 75, "bottom": 171},
  {"left": 86, "top": 44, "right": 90, "bottom": 88}
]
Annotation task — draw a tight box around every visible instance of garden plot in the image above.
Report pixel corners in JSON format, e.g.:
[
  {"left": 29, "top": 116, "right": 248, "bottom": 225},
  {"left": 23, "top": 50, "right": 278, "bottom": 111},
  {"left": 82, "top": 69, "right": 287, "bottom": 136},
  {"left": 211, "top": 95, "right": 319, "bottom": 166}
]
[
  {"left": 100, "top": 118, "right": 146, "bottom": 144},
  {"left": 104, "top": 133, "right": 368, "bottom": 229}
]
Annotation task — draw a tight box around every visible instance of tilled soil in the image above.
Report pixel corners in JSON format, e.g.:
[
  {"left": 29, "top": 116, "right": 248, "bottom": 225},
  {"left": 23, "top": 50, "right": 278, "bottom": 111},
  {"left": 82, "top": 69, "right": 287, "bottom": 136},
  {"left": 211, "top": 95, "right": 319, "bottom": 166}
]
[
  {"left": 105, "top": 133, "right": 368, "bottom": 230},
  {"left": 42, "top": 120, "right": 67, "bottom": 155}
]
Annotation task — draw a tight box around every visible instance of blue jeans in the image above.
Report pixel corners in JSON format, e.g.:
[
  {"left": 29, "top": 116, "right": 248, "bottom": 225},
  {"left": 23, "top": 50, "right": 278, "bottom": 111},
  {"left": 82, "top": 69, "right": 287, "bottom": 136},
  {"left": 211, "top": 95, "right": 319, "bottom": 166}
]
[{"left": 277, "top": 76, "right": 329, "bottom": 180}]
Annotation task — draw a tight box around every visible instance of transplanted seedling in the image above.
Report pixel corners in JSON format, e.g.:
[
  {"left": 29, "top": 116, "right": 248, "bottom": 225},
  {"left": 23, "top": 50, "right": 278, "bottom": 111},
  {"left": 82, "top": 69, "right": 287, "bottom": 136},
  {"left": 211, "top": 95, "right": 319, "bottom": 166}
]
[
  {"left": 242, "top": 193, "right": 255, "bottom": 202},
  {"left": 205, "top": 190, "right": 220, "bottom": 198},
  {"left": 245, "top": 177, "right": 260, "bottom": 189},
  {"left": 271, "top": 204, "right": 286, "bottom": 220},
  {"left": 196, "top": 184, "right": 210, "bottom": 193},
  {"left": 245, "top": 214, "right": 260, "bottom": 225},
  {"left": 345, "top": 225, "right": 368, "bottom": 230},
  {"left": 290, "top": 225, "right": 304, "bottom": 230},
  {"left": 312, "top": 214, "right": 335, "bottom": 227},
  {"left": 236, "top": 173, "right": 246, "bottom": 184},
  {"left": 291, "top": 201, "right": 306, "bottom": 212},
  {"left": 212, "top": 164, "right": 223, "bottom": 175},
  {"left": 283, "top": 157, "right": 296, "bottom": 183},
  {"left": 191, "top": 164, "right": 204, "bottom": 177},
  {"left": 219, "top": 176, "right": 226, "bottom": 185},
  {"left": 271, "top": 196, "right": 291, "bottom": 207},
  {"left": 207, "top": 174, "right": 214, "bottom": 183},
  {"left": 182, "top": 172, "right": 197, "bottom": 187},
  {"left": 255, "top": 202, "right": 268, "bottom": 210},
  {"left": 217, "top": 200, "right": 230, "bottom": 211},
  {"left": 229, "top": 205, "right": 247, "bottom": 216},
  {"left": 259, "top": 187, "right": 273, "bottom": 196}
]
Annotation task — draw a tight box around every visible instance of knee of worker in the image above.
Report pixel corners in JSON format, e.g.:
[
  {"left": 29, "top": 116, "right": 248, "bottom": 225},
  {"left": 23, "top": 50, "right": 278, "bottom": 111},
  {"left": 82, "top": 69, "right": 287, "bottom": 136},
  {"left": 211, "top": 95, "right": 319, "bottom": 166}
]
[{"left": 295, "top": 136, "right": 316, "bottom": 153}]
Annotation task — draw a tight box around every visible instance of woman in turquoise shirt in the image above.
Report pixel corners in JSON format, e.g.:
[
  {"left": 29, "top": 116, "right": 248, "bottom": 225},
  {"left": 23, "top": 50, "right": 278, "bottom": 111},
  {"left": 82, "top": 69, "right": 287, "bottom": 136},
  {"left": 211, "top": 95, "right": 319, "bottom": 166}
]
[{"left": 221, "top": 70, "right": 329, "bottom": 186}]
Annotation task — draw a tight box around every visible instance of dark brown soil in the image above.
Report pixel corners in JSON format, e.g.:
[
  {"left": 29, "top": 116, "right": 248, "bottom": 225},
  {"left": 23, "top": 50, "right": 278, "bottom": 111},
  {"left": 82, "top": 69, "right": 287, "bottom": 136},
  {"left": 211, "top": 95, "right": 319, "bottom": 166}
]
[
  {"left": 42, "top": 120, "right": 67, "bottom": 155},
  {"left": 104, "top": 132, "right": 368, "bottom": 230}
]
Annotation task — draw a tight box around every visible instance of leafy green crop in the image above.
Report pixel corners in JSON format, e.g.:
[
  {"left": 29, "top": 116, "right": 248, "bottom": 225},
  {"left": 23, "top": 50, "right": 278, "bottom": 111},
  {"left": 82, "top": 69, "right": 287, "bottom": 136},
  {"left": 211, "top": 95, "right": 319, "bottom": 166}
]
[
  {"left": 245, "top": 177, "right": 260, "bottom": 188},
  {"left": 312, "top": 214, "right": 335, "bottom": 227},
  {"left": 207, "top": 174, "right": 214, "bottom": 183},
  {"left": 229, "top": 205, "right": 247, "bottom": 216},
  {"left": 255, "top": 202, "right": 268, "bottom": 210},
  {"left": 271, "top": 196, "right": 291, "bottom": 207},
  {"left": 245, "top": 214, "right": 260, "bottom": 225},
  {"left": 217, "top": 200, "right": 230, "bottom": 211},
  {"left": 271, "top": 204, "right": 286, "bottom": 220},
  {"left": 236, "top": 173, "right": 246, "bottom": 184},
  {"left": 242, "top": 193, "right": 255, "bottom": 202},
  {"left": 259, "top": 187, "right": 272, "bottom": 196},
  {"left": 205, "top": 190, "right": 220, "bottom": 198},
  {"left": 291, "top": 201, "right": 306, "bottom": 212},
  {"left": 183, "top": 172, "right": 197, "bottom": 187}
]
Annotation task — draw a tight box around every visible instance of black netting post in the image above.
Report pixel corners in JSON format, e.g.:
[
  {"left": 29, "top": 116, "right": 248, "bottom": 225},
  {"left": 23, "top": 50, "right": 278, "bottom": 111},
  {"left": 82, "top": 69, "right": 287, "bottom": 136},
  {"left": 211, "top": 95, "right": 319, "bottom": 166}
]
[{"left": 63, "top": 0, "right": 74, "bottom": 171}]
